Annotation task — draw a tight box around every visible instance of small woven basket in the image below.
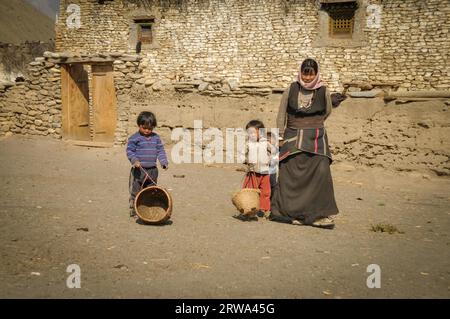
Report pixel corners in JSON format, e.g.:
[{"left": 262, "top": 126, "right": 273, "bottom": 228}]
[
  {"left": 232, "top": 188, "right": 260, "bottom": 217},
  {"left": 135, "top": 186, "right": 173, "bottom": 224}
]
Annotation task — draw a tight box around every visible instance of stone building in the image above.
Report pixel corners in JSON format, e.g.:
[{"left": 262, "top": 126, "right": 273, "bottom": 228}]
[
  {"left": 0, "top": 0, "right": 449, "bottom": 147},
  {"left": 55, "top": 0, "right": 449, "bottom": 91}
]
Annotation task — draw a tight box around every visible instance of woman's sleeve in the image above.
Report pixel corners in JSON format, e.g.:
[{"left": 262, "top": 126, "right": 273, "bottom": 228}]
[
  {"left": 325, "top": 87, "right": 332, "bottom": 120},
  {"left": 276, "top": 87, "right": 290, "bottom": 139}
]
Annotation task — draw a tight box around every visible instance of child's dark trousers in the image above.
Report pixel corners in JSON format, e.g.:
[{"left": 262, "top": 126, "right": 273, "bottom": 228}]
[{"left": 129, "top": 166, "right": 158, "bottom": 209}]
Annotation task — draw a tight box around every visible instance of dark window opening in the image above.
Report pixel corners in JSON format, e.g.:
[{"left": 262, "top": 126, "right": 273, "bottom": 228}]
[
  {"left": 134, "top": 18, "right": 155, "bottom": 45},
  {"left": 321, "top": 1, "right": 358, "bottom": 39}
]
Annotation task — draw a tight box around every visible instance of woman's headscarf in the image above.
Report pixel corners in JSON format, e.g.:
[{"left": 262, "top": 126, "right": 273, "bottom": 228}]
[{"left": 297, "top": 59, "right": 324, "bottom": 90}]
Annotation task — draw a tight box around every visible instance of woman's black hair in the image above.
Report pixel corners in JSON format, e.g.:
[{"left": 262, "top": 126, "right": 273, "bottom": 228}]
[
  {"left": 301, "top": 58, "right": 319, "bottom": 76},
  {"left": 245, "top": 120, "right": 265, "bottom": 130},
  {"left": 137, "top": 111, "right": 157, "bottom": 128}
]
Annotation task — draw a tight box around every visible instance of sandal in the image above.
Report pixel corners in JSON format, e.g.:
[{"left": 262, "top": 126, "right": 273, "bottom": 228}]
[{"left": 312, "top": 217, "right": 335, "bottom": 229}]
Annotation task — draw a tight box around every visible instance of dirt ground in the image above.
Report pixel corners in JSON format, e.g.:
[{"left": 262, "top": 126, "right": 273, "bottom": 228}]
[{"left": 0, "top": 135, "right": 449, "bottom": 299}]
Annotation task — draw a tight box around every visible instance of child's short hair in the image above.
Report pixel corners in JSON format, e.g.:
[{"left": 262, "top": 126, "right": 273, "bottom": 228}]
[
  {"left": 137, "top": 111, "right": 157, "bottom": 128},
  {"left": 246, "top": 120, "right": 265, "bottom": 130}
]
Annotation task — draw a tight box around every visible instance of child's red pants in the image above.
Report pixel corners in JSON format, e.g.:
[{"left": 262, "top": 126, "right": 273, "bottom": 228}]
[{"left": 244, "top": 172, "right": 271, "bottom": 212}]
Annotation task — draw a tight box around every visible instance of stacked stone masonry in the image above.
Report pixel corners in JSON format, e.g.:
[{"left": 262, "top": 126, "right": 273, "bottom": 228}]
[
  {"left": 55, "top": 0, "right": 450, "bottom": 92},
  {"left": 0, "top": 57, "right": 62, "bottom": 137}
]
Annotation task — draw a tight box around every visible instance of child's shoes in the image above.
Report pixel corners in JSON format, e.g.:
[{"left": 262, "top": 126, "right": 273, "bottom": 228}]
[{"left": 256, "top": 210, "right": 271, "bottom": 220}]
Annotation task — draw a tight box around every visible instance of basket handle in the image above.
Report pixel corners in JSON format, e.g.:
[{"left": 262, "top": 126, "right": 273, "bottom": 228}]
[
  {"left": 243, "top": 171, "right": 258, "bottom": 189},
  {"left": 138, "top": 166, "right": 158, "bottom": 190}
]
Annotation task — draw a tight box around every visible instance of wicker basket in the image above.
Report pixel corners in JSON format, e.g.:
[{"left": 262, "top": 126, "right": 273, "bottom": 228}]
[
  {"left": 232, "top": 188, "right": 260, "bottom": 217},
  {"left": 135, "top": 186, "right": 173, "bottom": 224}
]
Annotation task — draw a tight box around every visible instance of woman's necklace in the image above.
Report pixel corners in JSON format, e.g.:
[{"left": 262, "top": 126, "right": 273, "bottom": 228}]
[{"left": 298, "top": 89, "right": 315, "bottom": 109}]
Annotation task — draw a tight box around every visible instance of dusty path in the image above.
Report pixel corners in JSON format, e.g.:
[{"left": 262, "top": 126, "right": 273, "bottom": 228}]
[{"left": 0, "top": 135, "right": 449, "bottom": 298}]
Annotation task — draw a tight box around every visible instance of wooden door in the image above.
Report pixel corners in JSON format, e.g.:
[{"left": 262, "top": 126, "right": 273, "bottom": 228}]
[
  {"left": 91, "top": 64, "right": 117, "bottom": 143},
  {"left": 61, "top": 64, "right": 90, "bottom": 141}
]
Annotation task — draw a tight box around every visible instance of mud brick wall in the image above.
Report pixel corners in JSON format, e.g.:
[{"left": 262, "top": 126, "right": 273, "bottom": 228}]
[
  {"left": 327, "top": 98, "right": 450, "bottom": 176},
  {"left": 55, "top": 0, "right": 450, "bottom": 92}
]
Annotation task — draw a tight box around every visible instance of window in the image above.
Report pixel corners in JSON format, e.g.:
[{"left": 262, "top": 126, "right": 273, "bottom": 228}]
[
  {"left": 134, "top": 19, "right": 155, "bottom": 45},
  {"left": 322, "top": 1, "right": 357, "bottom": 39},
  {"left": 313, "top": 0, "right": 365, "bottom": 48},
  {"left": 329, "top": 16, "right": 354, "bottom": 38}
]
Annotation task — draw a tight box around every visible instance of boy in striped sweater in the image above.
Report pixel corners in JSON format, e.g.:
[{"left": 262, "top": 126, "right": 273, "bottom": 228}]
[{"left": 126, "top": 111, "right": 169, "bottom": 217}]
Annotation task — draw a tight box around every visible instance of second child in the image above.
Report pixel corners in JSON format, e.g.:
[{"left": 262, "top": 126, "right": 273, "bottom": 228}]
[{"left": 244, "top": 120, "right": 272, "bottom": 218}]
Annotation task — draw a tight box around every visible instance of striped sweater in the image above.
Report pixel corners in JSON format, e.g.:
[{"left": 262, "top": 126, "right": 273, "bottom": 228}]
[{"left": 126, "top": 132, "right": 169, "bottom": 168}]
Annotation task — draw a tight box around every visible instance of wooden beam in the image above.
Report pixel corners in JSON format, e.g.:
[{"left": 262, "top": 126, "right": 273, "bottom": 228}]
[
  {"left": 385, "top": 90, "right": 450, "bottom": 101},
  {"left": 59, "top": 57, "right": 114, "bottom": 64}
]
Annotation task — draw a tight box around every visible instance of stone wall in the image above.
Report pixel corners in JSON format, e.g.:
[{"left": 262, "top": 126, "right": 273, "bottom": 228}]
[
  {"left": 0, "top": 57, "right": 61, "bottom": 137},
  {"left": 110, "top": 52, "right": 144, "bottom": 144},
  {"left": 55, "top": 0, "right": 450, "bottom": 92},
  {"left": 1, "top": 56, "right": 449, "bottom": 176},
  {"left": 0, "top": 41, "right": 55, "bottom": 82}
]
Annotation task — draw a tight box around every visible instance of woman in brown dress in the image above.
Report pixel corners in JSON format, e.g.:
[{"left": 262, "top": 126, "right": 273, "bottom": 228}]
[{"left": 270, "top": 58, "right": 339, "bottom": 229}]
